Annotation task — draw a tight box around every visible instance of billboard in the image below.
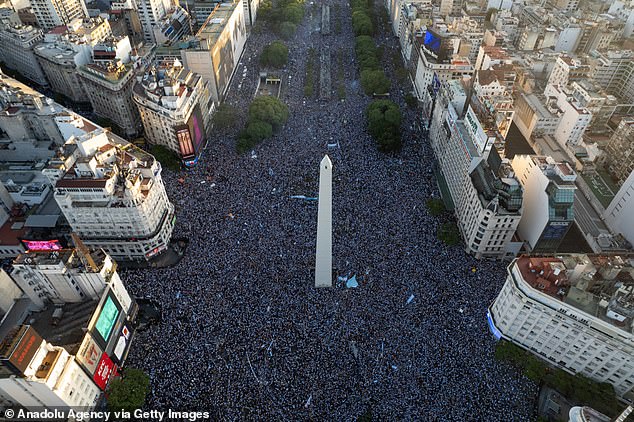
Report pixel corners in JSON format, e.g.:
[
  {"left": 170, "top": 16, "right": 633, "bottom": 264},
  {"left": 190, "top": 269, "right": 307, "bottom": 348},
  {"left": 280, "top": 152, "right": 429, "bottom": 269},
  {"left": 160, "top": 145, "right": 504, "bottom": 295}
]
[
  {"left": 187, "top": 104, "right": 205, "bottom": 154},
  {"left": 6, "top": 326, "right": 43, "bottom": 374},
  {"left": 22, "top": 240, "right": 62, "bottom": 251},
  {"left": 76, "top": 334, "right": 103, "bottom": 376},
  {"left": 93, "top": 293, "right": 122, "bottom": 346},
  {"left": 93, "top": 352, "right": 115, "bottom": 390},
  {"left": 176, "top": 125, "right": 195, "bottom": 159}
]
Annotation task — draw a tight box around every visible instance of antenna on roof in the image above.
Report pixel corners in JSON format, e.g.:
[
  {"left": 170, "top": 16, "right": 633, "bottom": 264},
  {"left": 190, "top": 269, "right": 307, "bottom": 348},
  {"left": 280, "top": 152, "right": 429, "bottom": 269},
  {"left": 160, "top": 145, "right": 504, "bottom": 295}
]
[{"left": 71, "top": 233, "right": 98, "bottom": 272}]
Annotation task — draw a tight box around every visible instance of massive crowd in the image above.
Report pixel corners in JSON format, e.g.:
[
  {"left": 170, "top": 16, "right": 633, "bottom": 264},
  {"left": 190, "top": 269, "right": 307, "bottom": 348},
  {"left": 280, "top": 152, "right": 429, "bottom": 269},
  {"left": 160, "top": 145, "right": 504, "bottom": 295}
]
[{"left": 123, "top": 0, "right": 537, "bottom": 419}]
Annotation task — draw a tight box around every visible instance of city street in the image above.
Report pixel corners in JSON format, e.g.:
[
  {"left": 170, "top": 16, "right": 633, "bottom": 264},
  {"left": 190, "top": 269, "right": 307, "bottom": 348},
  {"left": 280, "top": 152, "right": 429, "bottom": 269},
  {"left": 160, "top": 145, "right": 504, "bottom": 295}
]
[{"left": 122, "top": 1, "right": 537, "bottom": 419}]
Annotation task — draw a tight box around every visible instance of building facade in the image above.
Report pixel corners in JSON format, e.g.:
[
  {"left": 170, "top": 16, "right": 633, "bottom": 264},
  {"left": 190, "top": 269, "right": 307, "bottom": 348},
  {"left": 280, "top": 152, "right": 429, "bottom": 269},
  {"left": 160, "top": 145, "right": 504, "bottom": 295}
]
[
  {"left": 489, "top": 255, "right": 634, "bottom": 401},
  {"left": 511, "top": 155, "right": 577, "bottom": 253},
  {"left": 600, "top": 119, "right": 634, "bottom": 188},
  {"left": 28, "top": 0, "right": 88, "bottom": 30},
  {"left": 0, "top": 24, "right": 48, "bottom": 86},
  {"left": 429, "top": 80, "right": 523, "bottom": 260},
  {"left": 604, "top": 169, "right": 634, "bottom": 248},
  {"left": 133, "top": 58, "right": 213, "bottom": 166}
]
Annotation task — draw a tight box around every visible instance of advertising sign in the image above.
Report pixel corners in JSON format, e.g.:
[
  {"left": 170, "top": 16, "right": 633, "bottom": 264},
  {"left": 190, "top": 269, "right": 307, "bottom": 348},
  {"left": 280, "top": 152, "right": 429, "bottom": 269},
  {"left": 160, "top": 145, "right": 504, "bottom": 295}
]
[
  {"left": 93, "top": 352, "right": 115, "bottom": 390},
  {"left": 76, "top": 334, "right": 103, "bottom": 376},
  {"left": 7, "top": 326, "right": 43, "bottom": 374},
  {"left": 92, "top": 293, "right": 122, "bottom": 346},
  {"left": 465, "top": 106, "right": 493, "bottom": 154},
  {"left": 176, "top": 125, "right": 195, "bottom": 158},
  {"left": 22, "top": 240, "right": 62, "bottom": 251}
]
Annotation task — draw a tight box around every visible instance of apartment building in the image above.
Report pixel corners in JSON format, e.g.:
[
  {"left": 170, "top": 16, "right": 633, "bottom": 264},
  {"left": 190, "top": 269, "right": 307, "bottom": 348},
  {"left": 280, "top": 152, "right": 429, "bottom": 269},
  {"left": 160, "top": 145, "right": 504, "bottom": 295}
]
[
  {"left": 29, "top": 0, "right": 87, "bottom": 30},
  {"left": 489, "top": 255, "right": 634, "bottom": 401},
  {"left": 0, "top": 23, "right": 48, "bottom": 86}
]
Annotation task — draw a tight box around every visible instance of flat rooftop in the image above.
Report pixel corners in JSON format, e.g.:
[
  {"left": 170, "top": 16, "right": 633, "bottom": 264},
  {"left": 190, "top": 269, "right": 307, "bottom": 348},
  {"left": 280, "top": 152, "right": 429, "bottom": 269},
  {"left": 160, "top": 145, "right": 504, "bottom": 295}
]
[
  {"left": 516, "top": 255, "right": 634, "bottom": 335},
  {"left": 195, "top": 1, "right": 240, "bottom": 47}
]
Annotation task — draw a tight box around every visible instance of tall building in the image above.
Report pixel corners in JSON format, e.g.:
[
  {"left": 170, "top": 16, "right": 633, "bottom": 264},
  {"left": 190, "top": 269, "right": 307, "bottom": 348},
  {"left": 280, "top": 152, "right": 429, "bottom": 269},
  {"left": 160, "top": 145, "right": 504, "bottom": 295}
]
[
  {"left": 78, "top": 61, "right": 141, "bottom": 137},
  {"left": 28, "top": 0, "right": 88, "bottom": 30},
  {"left": 156, "top": 0, "right": 248, "bottom": 103},
  {"left": 600, "top": 119, "right": 634, "bottom": 187},
  {"left": 544, "top": 83, "right": 592, "bottom": 148},
  {"left": 488, "top": 255, "right": 634, "bottom": 401},
  {"left": 547, "top": 55, "right": 590, "bottom": 89},
  {"left": 589, "top": 50, "right": 634, "bottom": 104},
  {"left": 10, "top": 246, "right": 131, "bottom": 309},
  {"left": 134, "top": 0, "right": 174, "bottom": 43},
  {"left": 133, "top": 58, "right": 213, "bottom": 167},
  {"left": 0, "top": 23, "right": 48, "bottom": 86},
  {"left": 604, "top": 165, "right": 634, "bottom": 248},
  {"left": 473, "top": 67, "right": 515, "bottom": 145},
  {"left": 511, "top": 155, "right": 577, "bottom": 253},
  {"left": 34, "top": 17, "right": 122, "bottom": 103},
  {"left": 0, "top": 325, "right": 101, "bottom": 410},
  {"left": 429, "top": 80, "right": 523, "bottom": 260},
  {"left": 43, "top": 129, "right": 175, "bottom": 261}
]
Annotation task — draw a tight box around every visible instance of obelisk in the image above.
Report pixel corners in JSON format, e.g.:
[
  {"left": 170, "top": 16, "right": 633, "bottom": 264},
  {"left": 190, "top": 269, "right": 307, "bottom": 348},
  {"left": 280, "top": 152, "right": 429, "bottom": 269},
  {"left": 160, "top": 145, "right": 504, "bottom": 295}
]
[{"left": 315, "top": 155, "right": 333, "bottom": 287}]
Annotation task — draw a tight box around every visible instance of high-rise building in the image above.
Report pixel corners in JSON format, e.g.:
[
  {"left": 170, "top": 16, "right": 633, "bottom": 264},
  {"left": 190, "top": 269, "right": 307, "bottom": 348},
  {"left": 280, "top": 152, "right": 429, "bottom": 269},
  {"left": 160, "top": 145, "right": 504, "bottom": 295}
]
[
  {"left": 543, "top": 83, "right": 592, "bottom": 148},
  {"left": 133, "top": 58, "right": 213, "bottom": 167},
  {"left": 473, "top": 67, "right": 515, "bottom": 145},
  {"left": 10, "top": 246, "right": 131, "bottom": 309},
  {"left": 600, "top": 119, "right": 634, "bottom": 187},
  {"left": 134, "top": 0, "right": 174, "bottom": 43},
  {"left": 511, "top": 155, "right": 577, "bottom": 253},
  {"left": 604, "top": 166, "right": 634, "bottom": 248},
  {"left": 43, "top": 128, "right": 175, "bottom": 261},
  {"left": 547, "top": 55, "right": 590, "bottom": 89},
  {"left": 0, "top": 23, "right": 48, "bottom": 86},
  {"left": 429, "top": 80, "right": 523, "bottom": 260},
  {"left": 28, "top": 0, "right": 88, "bottom": 30},
  {"left": 588, "top": 50, "right": 634, "bottom": 104},
  {"left": 78, "top": 61, "right": 141, "bottom": 137},
  {"left": 488, "top": 255, "right": 634, "bottom": 401}
]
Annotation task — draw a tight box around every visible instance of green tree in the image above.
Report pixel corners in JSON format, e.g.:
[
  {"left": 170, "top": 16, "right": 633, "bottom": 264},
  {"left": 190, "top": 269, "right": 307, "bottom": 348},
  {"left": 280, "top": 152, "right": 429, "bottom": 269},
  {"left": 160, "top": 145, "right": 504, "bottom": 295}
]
[
  {"left": 366, "top": 99, "right": 402, "bottom": 152},
  {"left": 246, "top": 120, "right": 273, "bottom": 142},
  {"left": 282, "top": 3, "right": 304, "bottom": 24},
  {"left": 352, "top": 11, "right": 373, "bottom": 36},
  {"left": 212, "top": 103, "right": 238, "bottom": 129},
  {"left": 150, "top": 145, "right": 181, "bottom": 171},
  {"left": 248, "top": 96, "right": 289, "bottom": 130},
  {"left": 278, "top": 21, "right": 297, "bottom": 39},
  {"left": 426, "top": 198, "right": 445, "bottom": 216},
  {"left": 107, "top": 368, "right": 150, "bottom": 413},
  {"left": 260, "top": 41, "right": 289, "bottom": 68},
  {"left": 438, "top": 222, "right": 461, "bottom": 246},
  {"left": 405, "top": 93, "right": 417, "bottom": 108},
  {"left": 360, "top": 69, "right": 390, "bottom": 95}
]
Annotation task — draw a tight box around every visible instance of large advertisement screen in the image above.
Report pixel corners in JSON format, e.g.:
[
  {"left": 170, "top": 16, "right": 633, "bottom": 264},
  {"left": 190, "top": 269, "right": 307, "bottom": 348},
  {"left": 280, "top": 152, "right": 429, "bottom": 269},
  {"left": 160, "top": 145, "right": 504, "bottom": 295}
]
[
  {"left": 7, "top": 326, "right": 43, "bottom": 374},
  {"left": 176, "top": 125, "right": 195, "bottom": 159},
  {"left": 187, "top": 104, "right": 205, "bottom": 154},
  {"left": 94, "top": 295, "right": 121, "bottom": 345},
  {"left": 22, "top": 240, "right": 62, "bottom": 251},
  {"left": 93, "top": 352, "right": 115, "bottom": 390},
  {"left": 76, "top": 334, "right": 103, "bottom": 376}
]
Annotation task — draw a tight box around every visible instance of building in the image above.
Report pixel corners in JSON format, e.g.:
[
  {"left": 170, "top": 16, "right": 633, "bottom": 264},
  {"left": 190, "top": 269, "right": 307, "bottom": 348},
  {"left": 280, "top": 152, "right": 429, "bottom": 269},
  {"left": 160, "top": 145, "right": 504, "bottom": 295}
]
[
  {"left": 547, "top": 55, "right": 590, "bottom": 90},
  {"left": 600, "top": 119, "right": 634, "bottom": 187},
  {"left": 34, "top": 17, "right": 120, "bottom": 103},
  {"left": 473, "top": 67, "right": 515, "bottom": 145},
  {"left": 153, "top": 5, "right": 193, "bottom": 45},
  {"left": 78, "top": 61, "right": 141, "bottom": 137},
  {"left": 157, "top": 0, "right": 248, "bottom": 103},
  {"left": 132, "top": 0, "right": 174, "bottom": 43},
  {"left": 28, "top": 0, "right": 87, "bottom": 30},
  {"left": 133, "top": 58, "right": 213, "bottom": 167},
  {"left": 0, "top": 325, "right": 100, "bottom": 410},
  {"left": 0, "top": 23, "right": 48, "bottom": 86},
  {"left": 589, "top": 50, "right": 634, "bottom": 104},
  {"left": 604, "top": 168, "right": 634, "bottom": 249},
  {"left": 488, "top": 255, "right": 634, "bottom": 401},
  {"left": 429, "top": 80, "right": 523, "bottom": 260},
  {"left": 9, "top": 244, "right": 130, "bottom": 309},
  {"left": 511, "top": 155, "right": 577, "bottom": 253},
  {"left": 44, "top": 128, "right": 175, "bottom": 261},
  {"left": 544, "top": 83, "right": 592, "bottom": 149}
]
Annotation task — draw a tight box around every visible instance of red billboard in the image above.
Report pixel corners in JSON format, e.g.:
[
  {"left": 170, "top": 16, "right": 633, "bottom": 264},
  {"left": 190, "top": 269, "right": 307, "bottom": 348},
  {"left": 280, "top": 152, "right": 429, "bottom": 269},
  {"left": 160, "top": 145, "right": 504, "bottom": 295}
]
[
  {"left": 93, "top": 352, "right": 116, "bottom": 390},
  {"left": 7, "top": 326, "right": 43, "bottom": 374}
]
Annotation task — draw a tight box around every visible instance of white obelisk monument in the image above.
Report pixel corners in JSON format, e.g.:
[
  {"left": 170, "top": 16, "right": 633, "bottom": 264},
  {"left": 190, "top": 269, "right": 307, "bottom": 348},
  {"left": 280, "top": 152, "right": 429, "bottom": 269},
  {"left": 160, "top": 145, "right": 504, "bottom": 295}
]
[{"left": 315, "top": 155, "right": 333, "bottom": 287}]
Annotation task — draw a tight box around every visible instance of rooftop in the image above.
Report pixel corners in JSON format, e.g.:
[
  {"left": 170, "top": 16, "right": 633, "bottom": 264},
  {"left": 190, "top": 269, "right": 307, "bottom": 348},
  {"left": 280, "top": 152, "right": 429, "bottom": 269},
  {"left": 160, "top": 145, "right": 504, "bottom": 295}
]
[{"left": 515, "top": 255, "right": 634, "bottom": 335}]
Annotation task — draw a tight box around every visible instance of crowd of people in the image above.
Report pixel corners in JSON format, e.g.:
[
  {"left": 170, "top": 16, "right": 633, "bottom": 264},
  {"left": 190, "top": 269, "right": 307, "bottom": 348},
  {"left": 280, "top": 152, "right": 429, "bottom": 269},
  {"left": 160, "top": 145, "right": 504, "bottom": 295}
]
[{"left": 123, "top": 1, "right": 537, "bottom": 419}]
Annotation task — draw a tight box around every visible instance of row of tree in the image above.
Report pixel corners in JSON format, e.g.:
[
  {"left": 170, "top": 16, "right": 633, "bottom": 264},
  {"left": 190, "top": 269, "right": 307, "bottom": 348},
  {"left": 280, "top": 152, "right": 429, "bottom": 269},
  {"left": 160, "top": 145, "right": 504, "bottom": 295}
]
[
  {"left": 260, "top": 41, "right": 289, "bottom": 68},
  {"left": 237, "top": 96, "right": 289, "bottom": 153},
  {"left": 355, "top": 36, "right": 390, "bottom": 96}
]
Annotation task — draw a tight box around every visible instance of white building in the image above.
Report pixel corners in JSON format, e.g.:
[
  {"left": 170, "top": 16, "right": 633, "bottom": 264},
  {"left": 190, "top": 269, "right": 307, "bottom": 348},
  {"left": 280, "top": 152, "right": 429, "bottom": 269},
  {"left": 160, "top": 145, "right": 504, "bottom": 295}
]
[
  {"left": 135, "top": 0, "right": 174, "bottom": 43},
  {"left": 604, "top": 169, "right": 634, "bottom": 249},
  {"left": 10, "top": 246, "right": 131, "bottom": 309},
  {"left": 544, "top": 83, "right": 592, "bottom": 148},
  {"left": 429, "top": 80, "right": 523, "bottom": 260},
  {"left": 0, "top": 24, "right": 48, "bottom": 86},
  {"left": 489, "top": 255, "right": 634, "bottom": 401},
  {"left": 133, "top": 58, "right": 213, "bottom": 167},
  {"left": 511, "top": 155, "right": 577, "bottom": 253},
  {"left": 44, "top": 128, "right": 175, "bottom": 261},
  {"left": 28, "top": 0, "right": 88, "bottom": 30},
  {"left": 0, "top": 325, "right": 100, "bottom": 410}
]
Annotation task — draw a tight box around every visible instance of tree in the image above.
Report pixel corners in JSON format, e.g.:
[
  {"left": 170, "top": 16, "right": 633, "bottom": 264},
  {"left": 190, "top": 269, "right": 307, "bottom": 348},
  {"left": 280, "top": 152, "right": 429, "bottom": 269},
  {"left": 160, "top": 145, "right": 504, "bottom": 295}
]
[
  {"left": 405, "top": 93, "right": 417, "bottom": 108},
  {"left": 248, "top": 96, "right": 289, "bottom": 131},
  {"left": 352, "top": 11, "right": 373, "bottom": 36},
  {"left": 282, "top": 3, "right": 304, "bottom": 24},
  {"left": 426, "top": 198, "right": 445, "bottom": 216},
  {"left": 107, "top": 368, "right": 150, "bottom": 413},
  {"left": 278, "top": 21, "right": 297, "bottom": 39},
  {"left": 212, "top": 104, "right": 238, "bottom": 129},
  {"left": 438, "top": 222, "right": 461, "bottom": 246},
  {"left": 150, "top": 145, "right": 181, "bottom": 171},
  {"left": 366, "top": 99, "right": 402, "bottom": 152},
  {"left": 260, "top": 41, "right": 289, "bottom": 68},
  {"left": 360, "top": 69, "right": 390, "bottom": 96},
  {"left": 246, "top": 120, "right": 273, "bottom": 142}
]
